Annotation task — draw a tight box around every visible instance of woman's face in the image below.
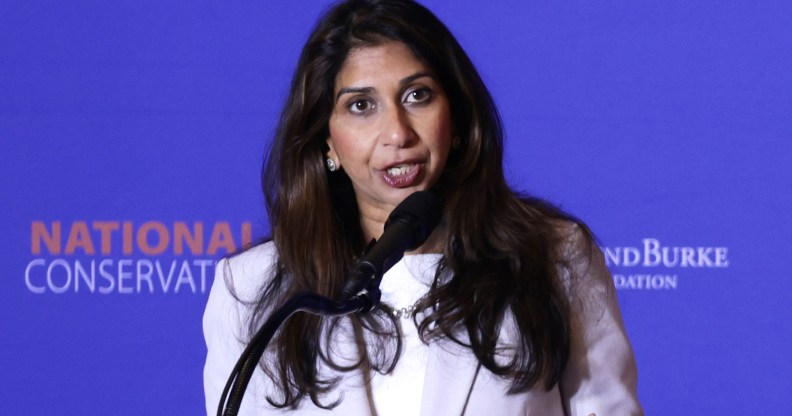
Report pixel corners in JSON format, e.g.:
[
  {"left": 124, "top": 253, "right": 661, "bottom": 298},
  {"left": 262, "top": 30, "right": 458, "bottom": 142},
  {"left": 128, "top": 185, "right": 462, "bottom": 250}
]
[{"left": 327, "top": 41, "right": 453, "bottom": 225}]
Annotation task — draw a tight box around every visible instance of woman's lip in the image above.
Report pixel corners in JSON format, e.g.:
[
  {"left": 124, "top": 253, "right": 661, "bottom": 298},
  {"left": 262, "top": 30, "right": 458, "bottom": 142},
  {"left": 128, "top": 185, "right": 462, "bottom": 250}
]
[
  {"left": 379, "top": 163, "right": 423, "bottom": 188},
  {"left": 381, "top": 159, "right": 422, "bottom": 170}
]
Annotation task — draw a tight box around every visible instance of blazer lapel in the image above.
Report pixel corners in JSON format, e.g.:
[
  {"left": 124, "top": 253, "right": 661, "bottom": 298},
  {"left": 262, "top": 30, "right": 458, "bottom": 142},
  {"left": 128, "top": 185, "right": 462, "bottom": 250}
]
[{"left": 419, "top": 340, "right": 481, "bottom": 416}]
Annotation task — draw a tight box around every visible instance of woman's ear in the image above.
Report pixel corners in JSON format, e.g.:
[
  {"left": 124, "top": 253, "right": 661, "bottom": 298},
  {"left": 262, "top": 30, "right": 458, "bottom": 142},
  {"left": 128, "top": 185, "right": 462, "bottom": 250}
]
[{"left": 325, "top": 137, "right": 341, "bottom": 170}]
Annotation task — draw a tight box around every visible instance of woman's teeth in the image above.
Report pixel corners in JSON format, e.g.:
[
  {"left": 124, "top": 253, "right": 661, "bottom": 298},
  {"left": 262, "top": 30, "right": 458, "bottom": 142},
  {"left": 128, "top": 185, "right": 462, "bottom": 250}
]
[
  {"left": 387, "top": 164, "right": 411, "bottom": 176},
  {"left": 381, "top": 163, "right": 420, "bottom": 188}
]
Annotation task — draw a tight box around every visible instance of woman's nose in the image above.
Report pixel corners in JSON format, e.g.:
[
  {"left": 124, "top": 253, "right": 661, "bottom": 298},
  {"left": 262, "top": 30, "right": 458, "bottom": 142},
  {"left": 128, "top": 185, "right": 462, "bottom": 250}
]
[{"left": 379, "top": 106, "right": 416, "bottom": 148}]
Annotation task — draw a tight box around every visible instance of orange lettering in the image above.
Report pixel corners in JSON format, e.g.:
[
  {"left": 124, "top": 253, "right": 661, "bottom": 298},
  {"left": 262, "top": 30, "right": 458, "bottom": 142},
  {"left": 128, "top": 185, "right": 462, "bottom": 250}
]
[
  {"left": 93, "top": 221, "right": 119, "bottom": 255},
  {"left": 241, "top": 222, "right": 252, "bottom": 248},
  {"left": 65, "top": 221, "right": 96, "bottom": 255},
  {"left": 137, "top": 221, "right": 169, "bottom": 255},
  {"left": 207, "top": 222, "right": 235, "bottom": 255},
  {"left": 174, "top": 221, "right": 203, "bottom": 255},
  {"left": 122, "top": 222, "right": 133, "bottom": 255},
  {"left": 32, "top": 221, "right": 60, "bottom": 255}
]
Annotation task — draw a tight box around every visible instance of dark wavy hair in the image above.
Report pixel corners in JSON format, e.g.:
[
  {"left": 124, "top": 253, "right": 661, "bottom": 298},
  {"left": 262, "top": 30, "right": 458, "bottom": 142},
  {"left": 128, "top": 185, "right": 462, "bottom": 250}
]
[{"left": 252, "top": 0, "right": 591, "bottom": 409}]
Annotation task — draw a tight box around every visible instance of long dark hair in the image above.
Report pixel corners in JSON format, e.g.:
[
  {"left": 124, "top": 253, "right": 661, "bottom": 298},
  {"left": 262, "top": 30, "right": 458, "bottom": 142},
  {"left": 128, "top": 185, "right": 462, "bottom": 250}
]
[{"left": 253, "top": 0, "right": 591, "bottom": 409}]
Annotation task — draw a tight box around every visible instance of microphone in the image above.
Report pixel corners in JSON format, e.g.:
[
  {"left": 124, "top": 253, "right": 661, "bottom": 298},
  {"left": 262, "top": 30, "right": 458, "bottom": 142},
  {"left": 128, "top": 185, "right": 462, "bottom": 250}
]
[{"left": 342, "top": 190, "right": 443, "bottom": 299}]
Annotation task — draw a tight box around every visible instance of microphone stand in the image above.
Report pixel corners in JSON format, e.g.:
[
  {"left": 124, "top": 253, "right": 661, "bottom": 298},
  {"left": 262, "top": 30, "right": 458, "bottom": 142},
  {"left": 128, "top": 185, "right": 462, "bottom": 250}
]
[
  {"left": 217, "top": 191, "right": 441, "bottom": 415},
  {"left": 217, "top": 280, "right": 382, "bottom": 416}
]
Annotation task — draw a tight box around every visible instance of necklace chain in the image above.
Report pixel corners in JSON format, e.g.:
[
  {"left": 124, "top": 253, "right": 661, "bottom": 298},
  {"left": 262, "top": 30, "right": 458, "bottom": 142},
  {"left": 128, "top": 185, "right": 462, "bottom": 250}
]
[
  {"left": 389, "top": 256, "right": 441, "bottom": 319},
  {"left": 390, "top": 303, "right": 418, "bottom": 319}
]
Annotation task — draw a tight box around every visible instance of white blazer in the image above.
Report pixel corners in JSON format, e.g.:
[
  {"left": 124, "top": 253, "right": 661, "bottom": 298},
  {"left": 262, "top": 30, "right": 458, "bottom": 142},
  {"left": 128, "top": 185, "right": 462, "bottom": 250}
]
[{"left": 203, "top": 228, "right": 643, "bottom": 415}]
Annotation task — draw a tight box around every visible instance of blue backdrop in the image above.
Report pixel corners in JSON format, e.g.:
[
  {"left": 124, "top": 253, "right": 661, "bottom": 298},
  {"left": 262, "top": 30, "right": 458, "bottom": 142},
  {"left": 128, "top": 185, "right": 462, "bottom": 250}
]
[{"left": 2, "top": 1, "right": 791, "bottom": 414}]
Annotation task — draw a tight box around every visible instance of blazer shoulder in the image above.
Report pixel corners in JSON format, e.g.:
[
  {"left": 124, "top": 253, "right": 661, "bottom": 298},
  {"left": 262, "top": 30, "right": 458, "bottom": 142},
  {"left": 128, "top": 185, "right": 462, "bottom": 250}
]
[{"left": 216, "top": 241, "right": 278, "bottom": 302}]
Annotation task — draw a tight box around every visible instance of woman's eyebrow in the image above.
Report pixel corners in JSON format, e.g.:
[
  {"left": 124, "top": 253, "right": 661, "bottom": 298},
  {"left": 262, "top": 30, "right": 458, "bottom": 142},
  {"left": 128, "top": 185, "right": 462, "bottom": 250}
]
[
  {"left": 334, "top": 71, "right": 434, "bottom": 103},
  {"left": 399, "top": 71, "right": 433, "bottom": 87},
  {"left": 335, "top": 86, "right": 373, "bottom": 102}
]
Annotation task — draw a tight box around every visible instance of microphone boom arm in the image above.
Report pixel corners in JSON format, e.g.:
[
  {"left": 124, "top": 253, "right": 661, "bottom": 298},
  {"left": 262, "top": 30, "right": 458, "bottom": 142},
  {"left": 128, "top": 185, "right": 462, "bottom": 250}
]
[
  {"left": 217, "top": 287, "right": 381, "bottom": 416},
  {"left": 217, "top": 190, "right": 442, "bottom": 415}
]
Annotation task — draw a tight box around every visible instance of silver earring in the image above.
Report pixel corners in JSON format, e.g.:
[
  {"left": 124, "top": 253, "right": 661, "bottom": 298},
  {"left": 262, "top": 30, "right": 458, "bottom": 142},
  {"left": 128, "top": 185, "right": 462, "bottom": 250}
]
[
  {"left": 326, "top": 158, "right": 338, "bottom": 172},
  {"left": 452, "top": 136, "right": 461, "bottom": 149}
]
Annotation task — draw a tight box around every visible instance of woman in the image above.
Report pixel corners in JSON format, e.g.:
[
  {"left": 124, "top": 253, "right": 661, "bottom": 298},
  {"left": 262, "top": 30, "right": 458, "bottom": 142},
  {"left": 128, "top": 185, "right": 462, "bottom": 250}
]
[{"left": 204, "top": 0, "right": 643, "bottom": 415}]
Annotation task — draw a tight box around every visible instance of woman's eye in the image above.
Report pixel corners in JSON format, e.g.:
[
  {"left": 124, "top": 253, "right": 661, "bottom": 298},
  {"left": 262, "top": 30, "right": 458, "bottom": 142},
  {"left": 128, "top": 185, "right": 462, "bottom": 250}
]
[
  {"left": 349, "top": 99, "right": 374, "bottom": 114},
  {"left": 405, "top": 88, "right": 432, "bottom": 104}
]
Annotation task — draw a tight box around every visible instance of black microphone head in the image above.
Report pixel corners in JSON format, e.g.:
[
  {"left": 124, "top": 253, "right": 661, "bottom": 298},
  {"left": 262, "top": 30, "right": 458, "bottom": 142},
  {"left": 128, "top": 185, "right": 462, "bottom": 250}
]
[{"left": 384, "top": 190, "right": 443, "bottom": 250}]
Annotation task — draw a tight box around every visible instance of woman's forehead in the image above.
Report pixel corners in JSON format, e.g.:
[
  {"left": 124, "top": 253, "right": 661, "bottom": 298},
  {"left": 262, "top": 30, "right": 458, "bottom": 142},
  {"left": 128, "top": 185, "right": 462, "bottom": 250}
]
[{"left": 334, "top": 42, "right": 434, "bottom": 92}]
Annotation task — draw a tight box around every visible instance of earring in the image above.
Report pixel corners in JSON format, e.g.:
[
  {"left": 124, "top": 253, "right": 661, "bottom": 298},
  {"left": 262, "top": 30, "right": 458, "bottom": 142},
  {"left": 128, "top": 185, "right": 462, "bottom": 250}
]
[
  {"left": 326, "top": 158, "right": 338, "bottom": 172},
  {"left": 452, "top": 136, "right": 461, "bottom": 149}
]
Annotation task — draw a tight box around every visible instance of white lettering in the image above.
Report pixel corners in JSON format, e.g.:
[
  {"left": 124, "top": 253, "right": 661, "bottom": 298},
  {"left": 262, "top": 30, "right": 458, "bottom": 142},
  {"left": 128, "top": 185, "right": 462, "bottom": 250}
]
[
  {"left": 117, "top": 259, "right": 133, "bottom": 294},
  {"left": 175, "top": 261, "right": 197, "bottom": 293},
  {"left": 680, "top": 247, "right": 695, "bottom": 267},
  {"left": 663, "top": 274, "right": 678, "bottom": 289},
  {"left": 25, "top": 259, "right": 46, "bottom": 294},
  {"left": 643, "top": 238, "right": 661, "bottom": 267},
  {"left": 605, "top": 239, "right": 730, "bottom": 269},
  {"left": 194, "top": 260, "right": 215, "bottom": 293},
  {"left": 137, "top": 259, "right": 154, "bottom": 293},
  {"left": 47, "top": 259, "right": 71, "bottom": 294},
  {"left": 74, "top": 260, "right": 95, "bottom": 293},
  {"left": 99, "top": 259, "right": 115, "bottom": 294},
  {"left": 662, "top": 247, "right": 680, "bottom": 267},
  {"left": 696, "top": 247, "right": 713, "bottom": 267},
  {"left": 613, "top": 273, "right": 678, "bottom": 290},
  {"left": 623, "top": 247, "right": 641, "bottom": 267},
  {"left": 603, "top": 247, "right": 620, "bottom": 266},
  {"left": 715, "top": 248, "right": 729, "bottom": 266},
  {"left": 156, "top": 260, "right": 177, "bottom": 293},
  {"left": 24, "top": 258, "right": 216, "bottom": 294}
]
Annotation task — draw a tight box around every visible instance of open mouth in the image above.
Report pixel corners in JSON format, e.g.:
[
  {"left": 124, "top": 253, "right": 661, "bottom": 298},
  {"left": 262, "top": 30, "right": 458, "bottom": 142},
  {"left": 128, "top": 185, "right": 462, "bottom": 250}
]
[{"left": 381, "top": 163, "right": 422, "bottom": 188}]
